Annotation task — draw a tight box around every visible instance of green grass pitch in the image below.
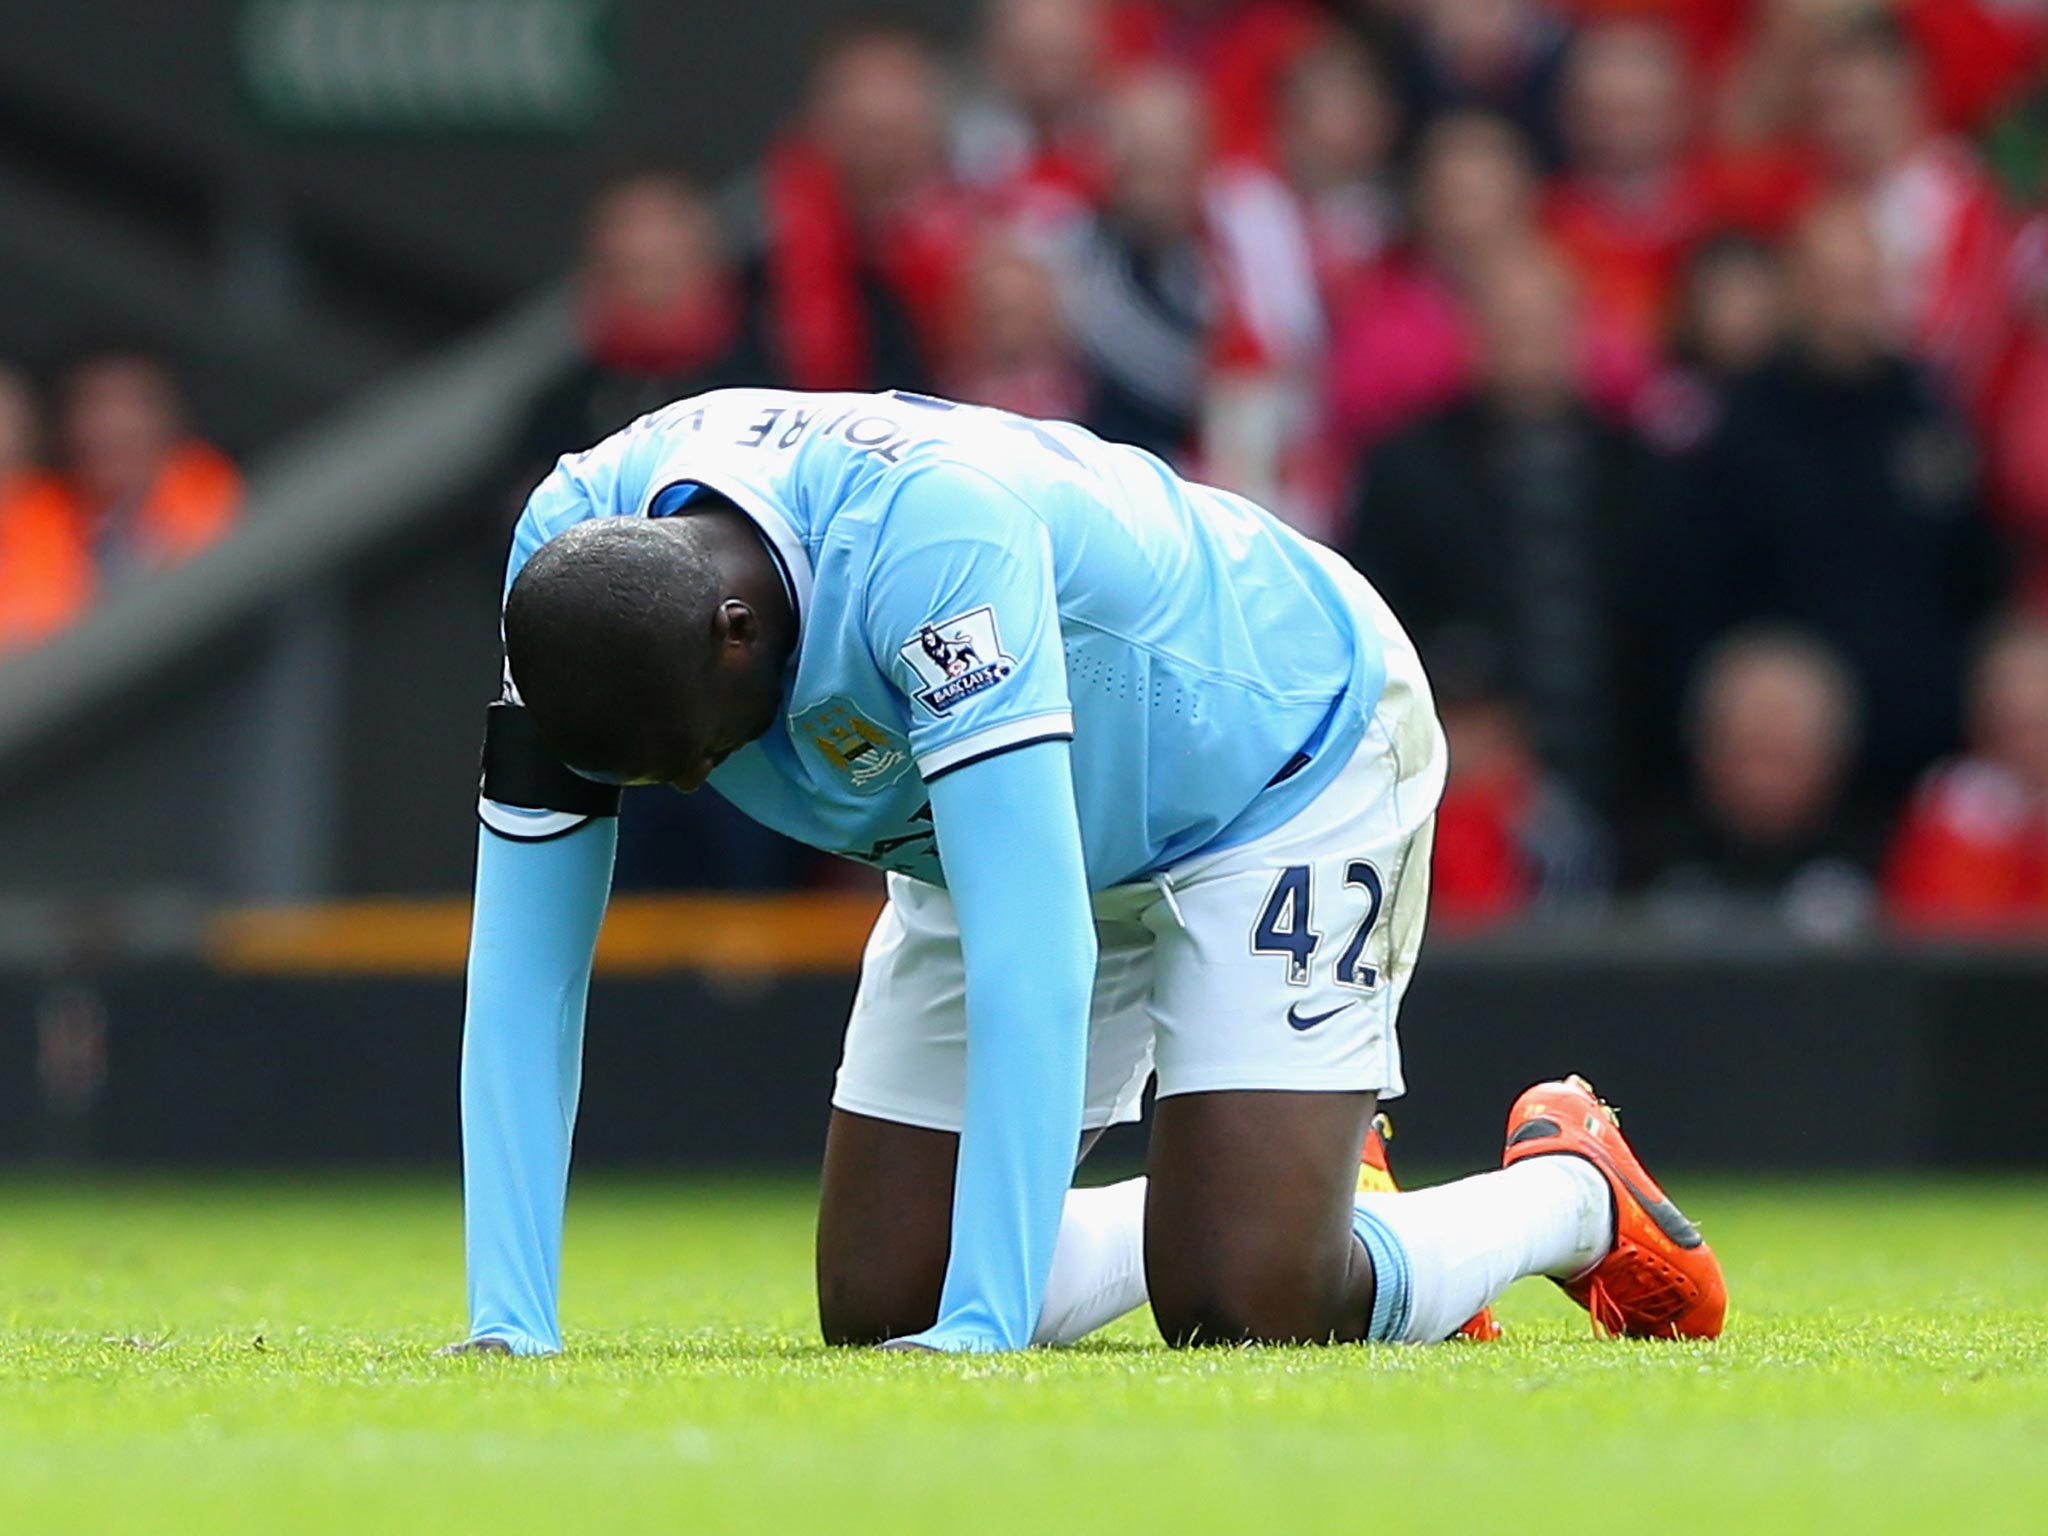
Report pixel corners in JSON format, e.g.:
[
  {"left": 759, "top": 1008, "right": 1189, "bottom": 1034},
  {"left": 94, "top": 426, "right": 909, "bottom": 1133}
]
[{"left": 4, "top": 1173, "right": 2045, "bottom": 1534}]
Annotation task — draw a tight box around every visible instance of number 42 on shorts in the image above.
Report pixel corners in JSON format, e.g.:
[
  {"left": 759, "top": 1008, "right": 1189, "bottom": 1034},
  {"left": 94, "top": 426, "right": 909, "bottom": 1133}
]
[{"left": 1249, "top": 861, "right": 1384, "bottom": 990}]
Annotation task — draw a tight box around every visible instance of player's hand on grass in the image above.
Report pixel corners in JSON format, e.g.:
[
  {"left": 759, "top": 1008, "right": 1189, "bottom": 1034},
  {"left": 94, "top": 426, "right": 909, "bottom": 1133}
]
[
  {"left": 437, "top": 1337, "right": 515, "bottom": 1358},
  {"left": 876, "top": 1338, "right": 942, "bottom": 1353}
]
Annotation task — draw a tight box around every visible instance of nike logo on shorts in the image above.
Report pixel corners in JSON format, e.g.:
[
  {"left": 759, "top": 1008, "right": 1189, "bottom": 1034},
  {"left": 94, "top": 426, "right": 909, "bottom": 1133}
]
[{"left": 1285, "top": 1001, "right": 1358, "bottom": 1031}]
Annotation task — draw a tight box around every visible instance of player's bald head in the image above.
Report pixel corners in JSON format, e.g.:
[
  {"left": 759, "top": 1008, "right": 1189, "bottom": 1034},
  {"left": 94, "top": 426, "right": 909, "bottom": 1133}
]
[{"left": 504, "top": 517, "right": 725, "bottom": 777}]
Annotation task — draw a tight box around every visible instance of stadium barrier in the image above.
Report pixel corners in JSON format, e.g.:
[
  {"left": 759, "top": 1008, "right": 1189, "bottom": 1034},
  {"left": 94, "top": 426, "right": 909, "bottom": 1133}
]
[{"left": 1, "top": 894, "right": 2042, "bottom": 1172}]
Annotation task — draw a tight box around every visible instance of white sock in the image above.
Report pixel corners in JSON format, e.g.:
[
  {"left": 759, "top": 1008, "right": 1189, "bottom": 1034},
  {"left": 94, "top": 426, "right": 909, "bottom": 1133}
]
[
  {"left": 1033, "top": 1177, "right": 1150, "bottom": 1345},
  {"left": 1352, "top": 1157, "right": 1613, "bottom": 1344}
]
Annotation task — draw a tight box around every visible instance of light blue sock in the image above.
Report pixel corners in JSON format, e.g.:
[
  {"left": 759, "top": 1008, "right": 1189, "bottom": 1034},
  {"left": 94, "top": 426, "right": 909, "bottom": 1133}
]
[{"left": 1350, "top": 1204, "right": 1414, "bottom": 1343}]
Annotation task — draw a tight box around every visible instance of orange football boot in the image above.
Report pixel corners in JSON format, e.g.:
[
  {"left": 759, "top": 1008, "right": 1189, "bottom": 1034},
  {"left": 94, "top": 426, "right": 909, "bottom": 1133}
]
[
  {"left": 1502, "top": 1076, "right": 1726, "bottom": 1339},
  {"left": 1359, "top": 1114, "right": 1503, "bottom": 1341}
]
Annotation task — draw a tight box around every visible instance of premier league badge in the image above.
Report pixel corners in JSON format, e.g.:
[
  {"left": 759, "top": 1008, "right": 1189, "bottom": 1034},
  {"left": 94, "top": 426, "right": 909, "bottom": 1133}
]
[{"left": 899, "top": 606, "right": 1015, "bottom": 716}]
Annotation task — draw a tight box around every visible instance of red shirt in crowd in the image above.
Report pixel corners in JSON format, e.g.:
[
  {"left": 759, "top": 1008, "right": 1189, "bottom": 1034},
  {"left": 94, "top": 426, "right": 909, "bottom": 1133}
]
[
  {"left": 1991, "top": 325, "right": 2048, "bottom": 606},
  {"left": 759, "top": 137, "right": 975, "bottom": 391},
  {"left": 1431, "top": 771, "right": 1537, "bottom": 931},
  {"left": 1542, "top": 160, "right": 1726, "bottom": 342},
  {"left": 1103, "top": 0, "right": 1329, "bottom": 164},
  {"left": 1886, "top": 759, "right": 2048, "bottom": 933},
  {"left": 1894, "top": 0, "right": 2048, "bottom": 134}
]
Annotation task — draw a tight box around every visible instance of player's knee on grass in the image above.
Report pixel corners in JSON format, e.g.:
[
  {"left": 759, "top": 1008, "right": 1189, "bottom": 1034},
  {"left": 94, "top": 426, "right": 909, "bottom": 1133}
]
[
  {"left": 815, "top": 1112, "right": 956, "bottom": 1346},
  {"left": 815, "top": 1221, "right": 946, "bottom": 1345},
  {"left": 1148, "top": 1236, "right": 1372, "bottom": 1346},
  {"left": 1145, "top": 1090, "right": 1381, "bottom": 1346},
  {"left": 817, "top": 1269, "right": 942, "bottom": 1347}
]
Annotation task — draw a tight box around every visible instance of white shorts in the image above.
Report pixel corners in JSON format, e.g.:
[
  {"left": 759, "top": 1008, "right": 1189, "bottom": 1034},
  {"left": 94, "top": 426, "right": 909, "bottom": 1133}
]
[{"left": 832, "top": 569, "right": 1445, "bottom": 1133}]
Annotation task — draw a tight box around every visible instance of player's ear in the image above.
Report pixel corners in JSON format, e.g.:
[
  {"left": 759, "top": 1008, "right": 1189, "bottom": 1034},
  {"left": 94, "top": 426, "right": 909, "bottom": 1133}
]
[{"left": 715, "top": 598, "right": 758, "bottom": 654}]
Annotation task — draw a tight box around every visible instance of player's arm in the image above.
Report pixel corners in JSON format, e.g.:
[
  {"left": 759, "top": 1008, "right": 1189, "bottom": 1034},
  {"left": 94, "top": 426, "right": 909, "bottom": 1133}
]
[
  {"left": 865, "top": 462, "right": 1091, "bottom": 1352},
  {"left": 455, "top": 707, "right": 620, "bottom": 1355},
  {"left": 452, "top": 458, "right": 628, "bottom": 1355},
  {"left": 902, "top": 737, "right": 1095, "bottom": 1352}
]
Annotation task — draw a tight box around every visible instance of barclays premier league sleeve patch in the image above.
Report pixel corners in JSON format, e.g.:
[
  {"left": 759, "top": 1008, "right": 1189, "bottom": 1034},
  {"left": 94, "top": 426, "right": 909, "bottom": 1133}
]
[{"left": 899, "top": 606, "right": 1016, "bottom": 716}]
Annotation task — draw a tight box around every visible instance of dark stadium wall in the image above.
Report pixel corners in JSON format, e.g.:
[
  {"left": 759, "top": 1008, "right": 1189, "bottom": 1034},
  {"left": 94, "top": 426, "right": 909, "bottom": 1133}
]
[{"left": 1, "top": 949, "right": 2042, "bottom": 1171}]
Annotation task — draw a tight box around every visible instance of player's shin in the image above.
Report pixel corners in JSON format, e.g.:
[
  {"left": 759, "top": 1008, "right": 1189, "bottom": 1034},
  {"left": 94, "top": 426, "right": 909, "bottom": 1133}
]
[
  {"left": 1033, "top": 1178, "right": 1150, "bottom": 1345},
  {"left": 1350, "top": 1159, "right": 1612, "bottom": 1344}
]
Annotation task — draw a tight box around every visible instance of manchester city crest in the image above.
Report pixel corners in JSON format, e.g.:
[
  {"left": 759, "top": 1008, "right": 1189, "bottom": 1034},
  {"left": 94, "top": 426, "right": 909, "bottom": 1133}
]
[{"left": 793, "top": 700, "right": 913, "bottom": 793}]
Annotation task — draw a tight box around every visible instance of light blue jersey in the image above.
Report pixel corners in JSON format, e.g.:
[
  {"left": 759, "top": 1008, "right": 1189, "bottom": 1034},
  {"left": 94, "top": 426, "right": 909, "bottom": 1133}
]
[
  {"left": 506, "top": 388, "right": 1387, "bottom": 888},
  {"left": 464, "top": 389, "right": 1396, "bottom": 1358}
]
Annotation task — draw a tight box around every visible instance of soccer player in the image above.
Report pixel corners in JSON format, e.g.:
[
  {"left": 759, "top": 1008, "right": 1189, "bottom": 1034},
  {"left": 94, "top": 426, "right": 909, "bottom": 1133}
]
[{"left": 451, "top": 388, "right": 1725, "bottom": 1356}]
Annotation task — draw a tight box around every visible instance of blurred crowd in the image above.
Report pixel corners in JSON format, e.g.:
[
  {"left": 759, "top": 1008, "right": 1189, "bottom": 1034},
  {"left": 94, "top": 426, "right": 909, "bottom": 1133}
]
[
  {"left": 7, "top": 0, "right": 2048, "bottom": 940},
  {"left": 0, "top": 352, "right": 242, "bottom": 654}
]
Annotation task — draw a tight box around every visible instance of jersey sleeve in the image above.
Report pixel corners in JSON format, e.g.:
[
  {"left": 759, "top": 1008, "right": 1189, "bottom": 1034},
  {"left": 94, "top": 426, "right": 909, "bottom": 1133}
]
[
  {"left": 862, "top": 463, "right": 1075, "bottom": 782},
  {"left": 900, "top": 739, "right": 1094, "bottom": 1352}
]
